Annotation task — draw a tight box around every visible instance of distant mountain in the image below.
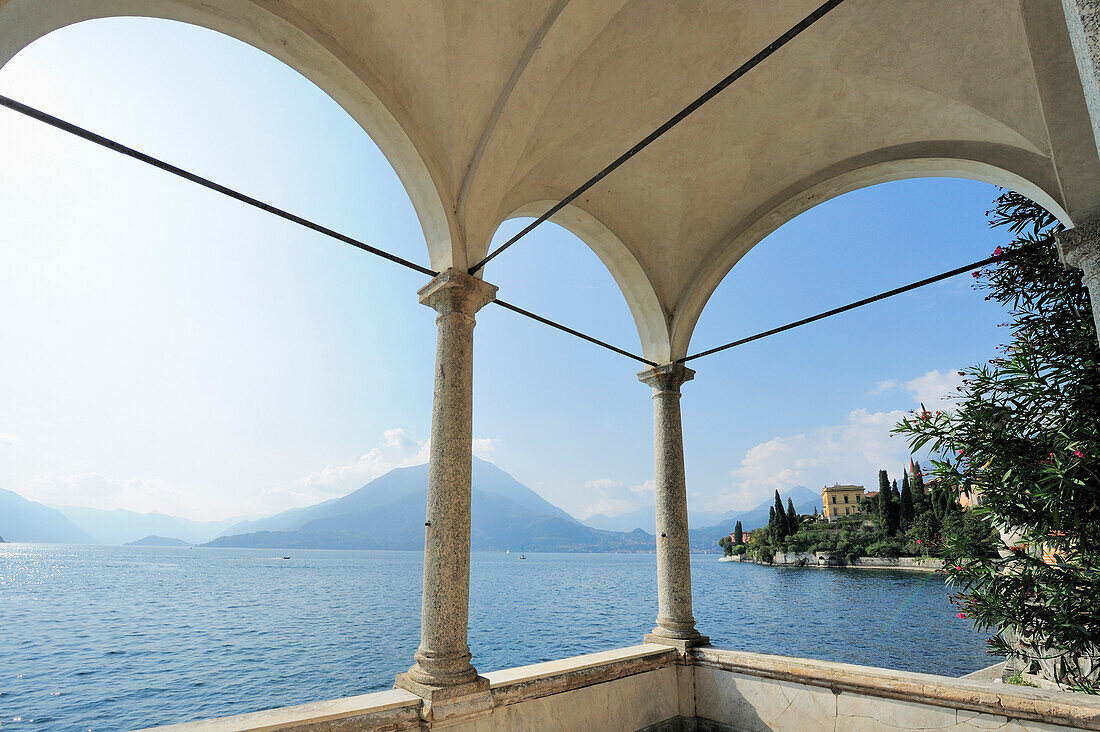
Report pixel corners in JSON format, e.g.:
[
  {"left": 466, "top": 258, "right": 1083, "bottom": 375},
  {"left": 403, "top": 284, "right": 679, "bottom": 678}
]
[
  {"left": 54, "top": 506, "right": 238, "bottom": 545},
  {"left": 0, "top": 488, "right": 96, "bottom": 544},
  {"left": 218, "top": 458, "right": 578, "bottom": 538},
  {"left": 126, "top": 535, "right": 191, "bottom": 547},
  {"left": 583, "top": 506, "right": 729, "bottom": 533},
  {"left": 208, "top": 460, "right": 654, "bottom": 552},
  {"left": 0, "top": 535, "right": 5, "bottom": 542},
  {"left": 689, "top": 486, "right": 821, "bottom": 551}
]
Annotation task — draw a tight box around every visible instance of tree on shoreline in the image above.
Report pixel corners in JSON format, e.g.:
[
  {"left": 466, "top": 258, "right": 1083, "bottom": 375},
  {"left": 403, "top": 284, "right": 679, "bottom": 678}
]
[
  {"left": 877, "top": 471, "right": 896, "bottom": 536},
  {"left": 900, "top": 472, "right": 914, "bottom": 529},
  {"left": 895, "top": 191, "right": 1100, "bottom": 691},
  {"left": 771, "top": 491, "right": 788, "bottom": 542},
  {"left": 733, "top": 521, "right": 743, "bottom": 545}
]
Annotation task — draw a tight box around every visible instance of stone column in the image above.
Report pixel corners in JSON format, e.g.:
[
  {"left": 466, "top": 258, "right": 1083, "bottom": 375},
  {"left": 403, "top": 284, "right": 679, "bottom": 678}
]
[
  {"left": 1062, "top": 1, "right": 1100, "bottom": 150},
  {"left": 1056, "top": 220, "right": 1100, "bottom": 344},
  {"left": 639, "top": 363, "right": 708, "bottom": 649},
  {"left": 397, "top": 268, "right": 496, "bottom": 704}
]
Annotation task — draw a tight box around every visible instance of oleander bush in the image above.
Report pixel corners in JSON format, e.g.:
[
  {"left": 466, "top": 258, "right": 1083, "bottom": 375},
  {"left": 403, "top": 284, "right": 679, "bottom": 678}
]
[{"left": 894, "top": 191, "right": 1100, "bottom": 691}]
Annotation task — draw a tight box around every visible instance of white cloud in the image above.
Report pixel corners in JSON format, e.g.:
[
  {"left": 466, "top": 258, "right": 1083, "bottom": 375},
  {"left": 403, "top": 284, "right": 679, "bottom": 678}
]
[
  {"left": 705, "top": 408, "right": 912, "bottom": 513},
  {"left": 382, "top": 428, "right": 417, "bottom": 450},
  {"left": 294, "top": 429, "right": 431, "bottom": 497},
  {"left": 578, "top": 478, "right": 654, "bottom": 519},
  {"left": 704, "top": 369, "right": 963, "bottom": 514},
  {"left": 289, "top": 429, "right": 500, "bottom": 510},
  {"left": 0, "top": 432, "right": 20, "bottom": 460},
  {"left": 20, "top": 472, "right": 189, "bottom": 515},
  {"left": 14, "top": 428, "right": 503, "bottom": 520},
  {"left": 871, "top": 379, "right": 898, "bottom": 395},
  {"left": 472, "top": 438, "right": 501, "bottom": 461},
  {"left": 905, "top": 369, "right": 963, "bottom": 409}
]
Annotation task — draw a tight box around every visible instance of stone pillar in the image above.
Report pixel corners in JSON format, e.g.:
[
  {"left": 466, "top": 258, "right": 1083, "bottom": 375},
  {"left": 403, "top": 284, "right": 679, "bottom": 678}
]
[
  {"left": 1055, "top": 220, "right": 1100, "bottom": 344},
  {"left": 396, "top": 268, "right": 496, "bottom": 707},
  {"left": 1062, "top": 0, "right": 1100, "bottom": 150},
  {"left": 639, "top": 363, "right": 708, "bottom": 649}
]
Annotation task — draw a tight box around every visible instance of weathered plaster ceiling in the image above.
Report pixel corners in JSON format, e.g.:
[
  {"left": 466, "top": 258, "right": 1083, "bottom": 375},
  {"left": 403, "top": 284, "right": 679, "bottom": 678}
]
[{"left": 2, "top": 0, "right": 1097, "bottom": 360}]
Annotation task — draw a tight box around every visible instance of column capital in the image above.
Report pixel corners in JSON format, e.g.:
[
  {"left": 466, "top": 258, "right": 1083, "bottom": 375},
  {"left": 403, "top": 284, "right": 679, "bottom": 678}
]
[
  {"left": 418, "top": 268, "right": 497, "bottom": 316},
  {"left": 638, "top": 363, "right": 695, "bottom": 392}
]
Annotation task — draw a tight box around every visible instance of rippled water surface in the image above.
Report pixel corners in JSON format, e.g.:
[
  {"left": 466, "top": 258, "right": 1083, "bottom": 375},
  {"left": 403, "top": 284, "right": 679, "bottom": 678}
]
[{"left": 0, "top": 545, "right": 991, "bottom": 730}]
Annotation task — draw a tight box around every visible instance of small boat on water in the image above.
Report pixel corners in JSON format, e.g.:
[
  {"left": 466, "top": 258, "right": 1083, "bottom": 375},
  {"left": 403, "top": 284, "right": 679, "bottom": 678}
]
[
  {"left": 518, "top": 554, "right": 526, "bottom": 560},
  {"left": 281, "top": 556, "right": 291, "bottom": 560}
]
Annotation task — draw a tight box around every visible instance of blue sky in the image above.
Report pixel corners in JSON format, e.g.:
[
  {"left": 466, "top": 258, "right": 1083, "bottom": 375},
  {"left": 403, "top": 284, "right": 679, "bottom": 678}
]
[{"left": 0, "top": 18, "right": 1015, "bottom": 521}]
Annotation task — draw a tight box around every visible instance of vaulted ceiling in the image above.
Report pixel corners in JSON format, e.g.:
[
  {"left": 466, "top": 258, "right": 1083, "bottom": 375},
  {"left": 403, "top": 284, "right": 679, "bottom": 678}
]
[{"left": 2, "top": 0, "right": 1097, "bottom": 360}]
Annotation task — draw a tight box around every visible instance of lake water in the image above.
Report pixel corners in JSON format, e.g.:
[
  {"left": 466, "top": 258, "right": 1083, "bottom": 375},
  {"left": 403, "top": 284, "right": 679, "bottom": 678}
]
[{"left": 0, "top": 545, "right": 992, "bottom": 731}]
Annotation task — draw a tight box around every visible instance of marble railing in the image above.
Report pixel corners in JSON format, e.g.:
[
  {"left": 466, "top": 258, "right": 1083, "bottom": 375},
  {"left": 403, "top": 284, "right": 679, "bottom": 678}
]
[{"left": 137, "top": 644, "right": 1100, "bottom": 731}]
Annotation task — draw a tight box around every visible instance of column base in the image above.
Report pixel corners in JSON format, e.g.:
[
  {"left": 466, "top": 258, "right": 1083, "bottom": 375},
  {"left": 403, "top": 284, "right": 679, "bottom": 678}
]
[
  {"left": 644, "top": 632, "right": 710, "bottom": 651},
  {"left": 394, "top": 672, "right": 492, "bottom": 725}
]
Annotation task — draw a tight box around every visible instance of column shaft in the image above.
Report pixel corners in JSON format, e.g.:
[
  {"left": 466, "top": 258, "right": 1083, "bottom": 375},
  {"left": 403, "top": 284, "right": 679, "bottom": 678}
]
[
  {"left": 1061, "top": 0, "right": 1100, "bottom": 151},
  {"left": 398, "top": 268, "right": 496, "bottom": 694},
  {"left": 1056, "top": 221, "right": 1100, "bottom": 346},
  {"left": 639, "top": 364, "right": 708, "bottom": 648}
]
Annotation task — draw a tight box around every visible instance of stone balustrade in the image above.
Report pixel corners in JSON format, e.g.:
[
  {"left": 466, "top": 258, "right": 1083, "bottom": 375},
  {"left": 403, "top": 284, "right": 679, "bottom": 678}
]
[{"left": 137, "top": 644, "right": 1100, "bottom": 731}]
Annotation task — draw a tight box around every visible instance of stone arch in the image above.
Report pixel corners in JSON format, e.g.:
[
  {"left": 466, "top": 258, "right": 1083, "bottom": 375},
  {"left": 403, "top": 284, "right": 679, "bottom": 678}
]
[
  {"left": 505, "top": 201, "right": 671, "bottom": 364},
  {"left": 670, "top": 144, "right": 1074, "bottom": 361},
  {"left": 0, "top": 0, "right": 457, "bottom": 270}
]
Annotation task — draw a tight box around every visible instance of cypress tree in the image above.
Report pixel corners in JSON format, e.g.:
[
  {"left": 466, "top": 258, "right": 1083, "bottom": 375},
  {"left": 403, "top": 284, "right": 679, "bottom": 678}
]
[
  {"left": 888, "top": 479, "right": 901, "bottom": 535},
  {"left": 734, "top": 520, "right": 743, "bottom": 545},
  {"left": 767, "top": 506, "right": 777, "bottom": 541},
  {"left": 786, "top": 497, "right": 799, "bottom": 536},
  {"left": 773, "top": 490, "right": 787, "bottom": 541},
  {"left": 900, "top": 472, "right": 914, "bottom": 529},
  {"left": 877, "top": 469, "right": 891, "bottom": 529},
  {"left": 912, "top": 461, "right": 927, "bottom": 515}
]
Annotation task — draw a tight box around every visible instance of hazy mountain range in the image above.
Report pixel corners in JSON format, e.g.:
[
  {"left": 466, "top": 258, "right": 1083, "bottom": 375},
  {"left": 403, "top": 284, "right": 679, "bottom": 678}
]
[
  {"left": 582, "top": 507, "right": 730, "bottom": 533},
  {"left": 689, "top": 486, "right": 820, "bottom": 550},
  {"left": 2, "top": 462, "right": 823, "bottom": 552},
  {"left": 52, "top": 505, "right": 240, "bottom": 545},
  {"left": 0, "top": 487, "right": 95, "bottom": 543}
]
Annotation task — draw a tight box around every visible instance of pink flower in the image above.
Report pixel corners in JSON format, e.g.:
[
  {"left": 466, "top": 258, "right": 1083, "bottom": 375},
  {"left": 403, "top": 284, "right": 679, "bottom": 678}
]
[
  {"left": 993, "top": 247, "right": 1004, "bottom": 256},
  {"left": 916, "top": 539, "right": 922, "bottom": 544},
  {"left": 957, "top": 449, "right": 965, "bottom": 455},
  {"left": 971, "top": 271, "right": 981, "bottom": 278},
  {"left": 958, "top": 612, "right": 967, "bottom": 619},
  {"left": 1074, "top": 450, "right": 1085, "bottom": 459},
  {"left": 954, "top": 565, "right": 962, "bottom": 571}
]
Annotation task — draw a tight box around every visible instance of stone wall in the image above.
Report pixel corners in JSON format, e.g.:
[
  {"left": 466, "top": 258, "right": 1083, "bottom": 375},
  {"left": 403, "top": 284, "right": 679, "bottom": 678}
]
[
  {"left": 140, "top": 644, "right": 1100, "bottom": 731},
  {"left": 751, "top": 551, "right": 939, "bottom": 571},
  {"left": 692, "top": 647, "right": 1100, "bottom": 731}
]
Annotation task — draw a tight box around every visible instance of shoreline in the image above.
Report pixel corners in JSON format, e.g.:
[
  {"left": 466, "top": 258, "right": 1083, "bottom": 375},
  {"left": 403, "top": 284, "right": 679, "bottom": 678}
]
[{"left": 719, "top": 554, "right": 942, "bottom": 573}]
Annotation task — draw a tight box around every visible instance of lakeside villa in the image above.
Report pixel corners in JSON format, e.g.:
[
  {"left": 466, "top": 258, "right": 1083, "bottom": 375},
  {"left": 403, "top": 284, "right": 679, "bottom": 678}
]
[
  {"left": 821, "top": 483, "right": 865, "bottom": 521},
  {"left": 5, "top": 1, "right": 1100, "bottom": 730}
]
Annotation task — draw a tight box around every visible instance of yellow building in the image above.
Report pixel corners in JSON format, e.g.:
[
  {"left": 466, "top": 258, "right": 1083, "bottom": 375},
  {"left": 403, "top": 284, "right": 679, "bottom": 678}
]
[{"left": 822, "top": 484, "right": 864, "bottom": 521}]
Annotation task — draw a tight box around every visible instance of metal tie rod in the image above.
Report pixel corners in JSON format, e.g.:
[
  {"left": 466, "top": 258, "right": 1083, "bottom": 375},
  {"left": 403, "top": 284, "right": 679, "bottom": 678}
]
[
  {"left": 677, "top": 242, "right": 1043, "bottom": 363},
  {"left": 467, "top": 0, "right": 848, "bottom": 275},
  {"left": 0, "top": 94, "right": 657, "bottom": 365},
  {"left": 491, "top": 298, "right": 657, "bottom": 367},
  {"left": 0, "top": 93, "right": 438, "bottom": 277}
]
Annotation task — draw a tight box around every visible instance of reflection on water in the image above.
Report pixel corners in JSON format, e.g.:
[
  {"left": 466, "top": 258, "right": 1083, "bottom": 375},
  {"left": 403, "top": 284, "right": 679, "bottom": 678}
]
[{"left": 0, "top": 545, "right": 991, "bottom": 731}]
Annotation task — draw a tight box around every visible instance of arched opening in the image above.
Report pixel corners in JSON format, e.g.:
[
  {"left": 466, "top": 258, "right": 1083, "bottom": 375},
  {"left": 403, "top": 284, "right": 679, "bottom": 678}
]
[
  {"left": 671, "top": 153, "right": 1073, "bottom": 360},
  {"left": 471, "top": 213, "right": 660, "bottom": 663},
  {"left": 0, "top": 17, "right": 447, "bottom": 727},
  {"left": 0, "top": 0, "right": 455, "bottom": 270},
  {"left": 683, "top": 176, "right": 1026, "bottom": 671}
]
